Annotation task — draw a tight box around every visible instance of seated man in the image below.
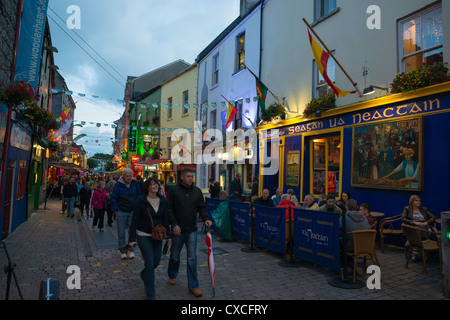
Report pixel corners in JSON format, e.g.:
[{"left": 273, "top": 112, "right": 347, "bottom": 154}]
[
  {"left": 340, "top": 199, "right": 371, "bottom": 252},
  {"left": 254, "top": 189, "right": 274, "bottom": 207},
  {"left": 272, "top": 188, "right": 283, "bottom": 207},
  {"left": 301, "top": 194, "right": 319, "bottom": 210},
  {"left": 359, "top": 203, "right": 376, "bottom": 226},
  {"left": 319, "top": 194, "right": 342, "bottom": 214},
  {"left": 218, "top": 190, "right": 228, "bottom": 200}
]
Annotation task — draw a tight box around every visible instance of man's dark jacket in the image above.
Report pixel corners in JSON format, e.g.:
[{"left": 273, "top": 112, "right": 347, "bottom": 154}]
[{"left": 167, "top": 182, "right": 208, "bottom": 234}]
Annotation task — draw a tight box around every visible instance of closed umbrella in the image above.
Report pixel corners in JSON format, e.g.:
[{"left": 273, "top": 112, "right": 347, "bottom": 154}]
[{"left": 204, "top": 231, "right": 215, "bottom": 297}]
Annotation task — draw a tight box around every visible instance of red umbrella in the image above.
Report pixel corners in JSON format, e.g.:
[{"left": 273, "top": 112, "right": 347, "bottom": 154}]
[{"left": 204, "top": 231, "right": 215, "bottom": 297}]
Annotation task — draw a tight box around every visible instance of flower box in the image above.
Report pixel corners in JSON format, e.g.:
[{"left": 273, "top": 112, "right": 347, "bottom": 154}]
[
  {"left": 261, "top": 102, "right": 286, "bottom": 122},
  {"left": 390, "top": 62, "right": 450, "bottom": 94},
  {"left": 303, "top": 93, "right": 336, "bottom": 118}
]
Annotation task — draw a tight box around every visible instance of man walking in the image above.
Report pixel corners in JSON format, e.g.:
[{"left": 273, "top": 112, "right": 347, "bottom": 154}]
[
  {"left": 62, "top": 177, "right": 78, "bottom": 218},
  {"left": 167, "top": 168, "right": 212, "bottom": 297},
  {"left": 110, "top": 168, "right": 142, "bottom": 259}
]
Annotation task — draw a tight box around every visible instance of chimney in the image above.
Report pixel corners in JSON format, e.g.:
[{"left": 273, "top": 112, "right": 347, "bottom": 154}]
[{"left": 240, "top": 0, "right": 259, "bottom": 17}]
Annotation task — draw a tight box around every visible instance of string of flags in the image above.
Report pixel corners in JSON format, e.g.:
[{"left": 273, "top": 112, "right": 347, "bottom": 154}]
[
  {"left": 50, "top": 88, "right": 260, "bottom": 109},
  {"left": 72, "top": 120, "right": 194, "bottom": 132}
]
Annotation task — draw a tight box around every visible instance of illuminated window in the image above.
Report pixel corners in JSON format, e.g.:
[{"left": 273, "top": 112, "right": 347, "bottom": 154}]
[
  {"left": 399, "top": 4, "right": 442, "bottom": 73},
  {"left": 311, "top": 135, "right": 341, "bottom": 197},
  {"left": 236, "top": 32, "right": 245, "bottom": 72}
]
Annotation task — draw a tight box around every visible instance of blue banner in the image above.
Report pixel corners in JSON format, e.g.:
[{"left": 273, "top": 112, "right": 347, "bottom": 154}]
[
  {"left": 293, "top": 209, "right": 341, "bottom": 271},
  {"left": 14, "top": 0, "right": 49, "bottom": 86},
  {"left": 254, "top": 205, "right": 285, "bottom": 254},
  {"left": 229, "top": 200, "right": 250, "bottom": 243}
]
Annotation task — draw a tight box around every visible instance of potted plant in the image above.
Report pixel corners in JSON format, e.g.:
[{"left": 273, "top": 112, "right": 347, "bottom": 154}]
[
  {"left": 0, "top": 80, "right": 39, "bottom": 109},
  {"left": 261, "top": 102, "right": 286, "bottom": 122},
  {"left": 390, "top": 62, "right": 450, "bottom": 94},
  {"left": 142, "top": 119, "right": 150, "bottom": 126},
  {"left": 23, "top": 106, "right": 54, "bottom": 129},
  {"left": 303, "top": 93, "right": 336, "bottom": 118}
]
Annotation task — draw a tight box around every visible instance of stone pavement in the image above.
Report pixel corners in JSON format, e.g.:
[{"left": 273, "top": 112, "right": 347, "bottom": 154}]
[{"left": 0, "top": 198, "right": 446, "bottom": 302}]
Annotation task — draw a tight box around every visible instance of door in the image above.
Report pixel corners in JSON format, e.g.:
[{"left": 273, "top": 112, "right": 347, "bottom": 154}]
[{"left": 2, "top": 167, "right": 14, "bottom": 238}]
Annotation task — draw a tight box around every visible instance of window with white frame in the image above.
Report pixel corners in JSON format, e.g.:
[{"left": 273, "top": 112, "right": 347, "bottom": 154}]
[
  {"left": 212, "top": 53, "right": 219, "bottom": 86},
  {"left": 210, "top": 109, "right": 217, "bottom": 129},
  {"left": 313, "top": 52, "right": 336, "bottom": 99},
  {"left": 399, "top": 4, "right": 442, "bottom": 73},
  {"left": 236, "top": 32, "right": 245, "bottom": 72},
  {"left": 182, "top": 90, "right": 189, "bottom": 115},
  {"left": 314, "top": 0, "right": 337, "bottom": 21}
]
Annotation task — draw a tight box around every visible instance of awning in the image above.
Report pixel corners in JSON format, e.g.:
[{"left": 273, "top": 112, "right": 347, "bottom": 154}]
[
  {"left": 48, "top": 161, "right": 91, "bottom": 172},
  {"left": 135, "top": 159, "right": 171, "bottom": 166}
]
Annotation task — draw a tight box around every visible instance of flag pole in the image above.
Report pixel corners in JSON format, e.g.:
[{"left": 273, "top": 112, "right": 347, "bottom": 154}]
[
  {"left": 243, "top": 63, "right": 290, "bottom": 112},
  {"left": 221, "top": 95, "right": 255, "bottom": 127},
  {"left": 302, "top": 18, "right": 363, "bottom": 97}
]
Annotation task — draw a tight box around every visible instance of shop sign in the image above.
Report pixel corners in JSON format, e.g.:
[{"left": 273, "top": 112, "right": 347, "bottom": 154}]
[
  {"left": 261, "top": 95, "right": 448, "bottom": 139},
  {"left": 131, "top": 155, "right": 140, "bottom": 163},
  {"left": 10, "top": 123, "right": 31, "bottom": 151}
]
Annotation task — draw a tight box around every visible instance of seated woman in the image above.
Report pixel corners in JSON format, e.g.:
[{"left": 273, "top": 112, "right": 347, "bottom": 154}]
[
  {"left": 336, "top": 191, "right": 351, "bottom": 213},
  {"left": 401, "top": 195, "right": 439, "bottom": 261}
]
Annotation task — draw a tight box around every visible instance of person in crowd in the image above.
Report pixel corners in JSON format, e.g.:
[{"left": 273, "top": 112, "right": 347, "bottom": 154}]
[
  {"left": 319, "top": 194, "right": 342, "bottom": 214},
  {"left": 60, "top": 175, "right": 69, "bottom": 213},
  {"left": 250, "top": 176, "right": 258, "bottom": 198},
  {"left": 209, "top": 178, "right": 220, "bottom": 198},
  {"left": 79, "top": 180, "right": 92, "bottom": 220},
  {"left": 91, "top": 181, "right": 107, "bottom": 232},
  {"left": 219, "top": 190, "right": 228, "bottom": 200},
  {"left": 136, "top": 175, "right": 144, "bottom": 195},
  {"left": 165, "top": 176, "right": 177, "bottom": 196},
  {"left": 277, "top": 194, "right": 296, "bottom": 219},
  {"left": 230, "top": 173, "right": 243, "bottom": 200},
  {"left": 302, "top": 194, "right": 319, "bottom": 210},
  {"left": 340, "top": 199, "right": 371, "bottom": 252},
  {"left": 336, "top": 191, "right": 351, "bottom": 213},
  {"left": 152, "top": 173, "right": 165, "bottom": 197},
  {"left": 129, "top": 177, "right": 170, "bottom": 300},
  {"left": 167, "top": 168, "right": 212, "bottom": 297},
  {"left": 272, "top": 188, "right": 283, "bottom": 207},
  {"left": 111, "top": 168, "right": 142, "bottom": 259},
  {"left": 105, "top": 180, "right": 117, "bottom": 227},
  {"left": 62, "top": 177, "right": 78, "bottom": 218},
  {"left": 286, "top": 189, "right": 299, "bottom": 207},
  {"left": 318, "top": 193, "right": 327, "bottom": 207},
  {"left": 359, "top": 203, "right": 376, "bottom": 227},
  {"left": 253, "top": 189, "right": 274, "bottom": 207}
]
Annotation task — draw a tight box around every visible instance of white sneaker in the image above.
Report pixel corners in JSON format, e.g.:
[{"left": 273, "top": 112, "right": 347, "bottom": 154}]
[
  {"left": 127, "top": 251, "right": 135, "bottom": 259},
  {"left": 120, "top": 253, "right": 127, "bottom": 260}
]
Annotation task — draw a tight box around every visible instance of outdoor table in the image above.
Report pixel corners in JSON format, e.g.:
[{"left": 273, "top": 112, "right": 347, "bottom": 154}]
[{"left": 371, "top": 212, "right": 385, "bottom": 218}]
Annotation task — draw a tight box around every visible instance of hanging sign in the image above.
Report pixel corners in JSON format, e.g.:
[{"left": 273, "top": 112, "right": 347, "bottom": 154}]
[{"left": 131, "top": 155, "right": 140, "bottom": 163}]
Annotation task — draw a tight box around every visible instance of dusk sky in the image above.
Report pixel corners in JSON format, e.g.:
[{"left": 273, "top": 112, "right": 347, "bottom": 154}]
[{"left": 48, "top": 0, "right": 240, "bottom": 156}]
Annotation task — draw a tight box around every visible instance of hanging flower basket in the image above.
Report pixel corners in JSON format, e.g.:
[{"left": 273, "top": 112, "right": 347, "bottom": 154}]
[
  {"left": 261, "top": 102, "right": 286, "bottom": 122},
  {"left": 152, "top": 116, "right": 159, "bottom": 124},
  {"left": 303, "top": 93, "right": 336, "bottom": 118},
  {"left": 23, "top": 106, "right": 55, "bottom": 129},
  {"left": 0, "top": 81, "right": 39, "bottom": 109},
  {"left": 390, "top": 62, "right": 450, "bottom": 94},
  {"left": 142, "top": 119, "right": 150, "bottom": 126}
]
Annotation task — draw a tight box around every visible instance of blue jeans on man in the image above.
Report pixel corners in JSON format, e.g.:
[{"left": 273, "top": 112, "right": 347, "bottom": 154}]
[
  {"left": 137, "top": 235, "right": 163, "bottom": 300},
  {"left": 116, "top": 210, "right": 135, "bottom": 253},
  {"left": 168, "top": 231, "right": 199, "bottom": 291},
  {"left": 64, "top": 197, "right": 75, "bottom": 217}
]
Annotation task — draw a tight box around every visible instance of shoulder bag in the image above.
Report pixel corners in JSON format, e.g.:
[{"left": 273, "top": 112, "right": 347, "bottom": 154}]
[{"left": 147, "top": 209, "right": 167, "bottom": 241}]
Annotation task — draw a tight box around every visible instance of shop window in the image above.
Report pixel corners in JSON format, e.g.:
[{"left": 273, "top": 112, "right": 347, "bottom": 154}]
[
  {"left": 311, "top": 136, "right": 341, "bottom": 197},
  {"left": 399, "top": 4, "right": 443, "bottom": 73}
]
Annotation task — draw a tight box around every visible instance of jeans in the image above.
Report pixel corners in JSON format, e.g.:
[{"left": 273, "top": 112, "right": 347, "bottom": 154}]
[
  {"left": 168, "top": 231, "right": 199, "bottom": 291},
  {"left": 116, "top": 210, "right": 134, "bottom": 253},
  {"left": 137, "top": 235, "right": 163, "bottom": 300},
  {"left": 93, "top": 209, "right": 105, "bottom": 229},
  {"left": 64, "top": 197, "right": 75, "bottom": 217}
]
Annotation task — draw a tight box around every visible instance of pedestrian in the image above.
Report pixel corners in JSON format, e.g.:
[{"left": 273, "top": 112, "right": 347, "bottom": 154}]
[
  {"left": 60, "top": 175, "right": 69, "bottom": 213},
  {"left": 165, "top": 176, "right": 176, "bottom": 196},
  {"left": 62, "top": 177, "right": 78, "bottom": 218},
  {"left": 230, "top": 173, "right": 243, "bottom": 200},
  {"left": 167, "top": 168, "right": 212, "bottom": 297},
  {"left": 91, "top": 181, "right": 107, "bottom": 231},
  {"left": 250, "top": 176, "right": 258, "bottom": 198},
  {"left": 129, "top": 177, "right": 170, "bottom": 300},
  {"left": 79, "top": 180, "right": 92, "bottom": 220},
  {"left": 110, "top": 168, "right": 142, "bottom": 259},
  {"left": 105, "top": 180, "right": 116, "bottom": 227},
  {"left": 209, "top": 178, "right": 220, "bottom": 198}
]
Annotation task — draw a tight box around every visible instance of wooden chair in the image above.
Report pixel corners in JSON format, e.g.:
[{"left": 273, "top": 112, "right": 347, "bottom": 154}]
[
  {"left": 402, "top": 224, "right": 440, "bottom": 274},
  {"left": 346, "top": 230, "right": 379, "bottom": 283},
  {"left": 379, "top": 214, "right": 403, "bottom": 252},
  {"left": 370, "top": 220, "right": 377, "bottom": 230}
]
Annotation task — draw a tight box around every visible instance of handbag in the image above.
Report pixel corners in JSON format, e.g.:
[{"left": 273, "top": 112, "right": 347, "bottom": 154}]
[{"left": 147, "top": 209, "right": 167, "bottom": 241}]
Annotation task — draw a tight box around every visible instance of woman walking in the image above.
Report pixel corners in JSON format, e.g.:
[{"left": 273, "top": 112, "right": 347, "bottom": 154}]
[
  {"left": 91, "top": 181, "right": 107, "bottom": 231},
  {"left": 129, "top": 177, "right": 170, "bottom": 300}
]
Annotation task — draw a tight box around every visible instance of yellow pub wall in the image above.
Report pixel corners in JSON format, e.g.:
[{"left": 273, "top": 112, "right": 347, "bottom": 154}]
[{"left": 160, "top": 65, "right": 197, "bottom": 163}]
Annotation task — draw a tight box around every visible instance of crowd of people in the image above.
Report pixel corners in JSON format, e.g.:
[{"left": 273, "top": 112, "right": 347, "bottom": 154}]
[{"left": 55, "top": 168, "right": 211, "bottom": 300}]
